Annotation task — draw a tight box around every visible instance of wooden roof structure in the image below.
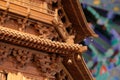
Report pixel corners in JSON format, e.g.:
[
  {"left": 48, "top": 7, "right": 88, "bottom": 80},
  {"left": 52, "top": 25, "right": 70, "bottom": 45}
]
[{"left": 0, "top": 0, "right": 97, "bottom": 80}]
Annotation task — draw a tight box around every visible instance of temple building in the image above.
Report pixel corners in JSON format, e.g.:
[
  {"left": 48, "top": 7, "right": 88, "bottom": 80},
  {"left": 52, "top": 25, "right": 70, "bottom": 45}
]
[{"left": 0, "top": 0, "right": 97, "bottom": 80}]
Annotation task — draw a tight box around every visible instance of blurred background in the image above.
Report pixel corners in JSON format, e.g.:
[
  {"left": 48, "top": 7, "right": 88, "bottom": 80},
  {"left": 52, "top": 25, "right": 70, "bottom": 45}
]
[{"left": 80, "top": 0, "right": 120, "bottom": 80}]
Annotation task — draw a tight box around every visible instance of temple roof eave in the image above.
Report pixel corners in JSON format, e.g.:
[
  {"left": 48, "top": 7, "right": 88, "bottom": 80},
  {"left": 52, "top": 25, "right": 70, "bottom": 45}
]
[
  {"left": 61, "top": 0, "right": 98, "bottom": 42},
  {"left": 0, "top": 26, "right": 87, "bottom": 55}
]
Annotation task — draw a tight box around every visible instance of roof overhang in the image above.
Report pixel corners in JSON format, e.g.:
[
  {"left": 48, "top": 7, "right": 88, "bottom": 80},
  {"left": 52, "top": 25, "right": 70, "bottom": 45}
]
[{"left": 61, "top": 0, "right": 98, "bottom": 42}]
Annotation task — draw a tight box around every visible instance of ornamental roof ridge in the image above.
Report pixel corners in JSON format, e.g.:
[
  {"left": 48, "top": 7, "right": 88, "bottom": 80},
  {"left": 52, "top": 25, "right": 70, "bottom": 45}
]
[{"left": 0, "top": 26, "right": 87, "bottom": 55}]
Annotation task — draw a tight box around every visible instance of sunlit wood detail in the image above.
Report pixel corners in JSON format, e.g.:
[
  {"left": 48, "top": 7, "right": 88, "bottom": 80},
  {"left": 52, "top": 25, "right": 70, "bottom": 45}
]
[
  {"left": 0, "top": 71, "right": 7, "bottom": 80},
  {"left": 0, "top": 0, "right": 55, "bottom": 24},
  {"left": 7, "top": 72, "right": 44, "bottom": 80}
]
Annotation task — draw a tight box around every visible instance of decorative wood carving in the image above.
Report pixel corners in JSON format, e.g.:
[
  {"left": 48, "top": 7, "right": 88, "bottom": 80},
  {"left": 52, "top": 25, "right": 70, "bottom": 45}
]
[
  {"left": 0, "top": 10, "right": 60, "bottom": 41},
  {"left": 0, "top": 42, "right": 63, "bottom": 79}
]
